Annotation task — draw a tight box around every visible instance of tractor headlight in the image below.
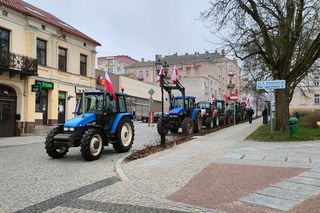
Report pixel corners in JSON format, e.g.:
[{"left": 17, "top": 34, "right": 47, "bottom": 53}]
[
  {"left": 63, "top": 127, "right": 75, "bottom": 132},
  {"left": 64, "top": 127, "right": 69, "bottom": 131},
  {"left": 69, "top": 127, "right": 75, "bottom": 131}
]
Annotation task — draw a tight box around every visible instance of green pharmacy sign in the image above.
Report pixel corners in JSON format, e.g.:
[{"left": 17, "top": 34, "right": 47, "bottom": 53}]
[{"left": 36, "top": 81, "right": 54, "bottom": 90}]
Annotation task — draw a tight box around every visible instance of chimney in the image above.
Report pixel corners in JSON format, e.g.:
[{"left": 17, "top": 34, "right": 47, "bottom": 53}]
[
  {"left": 221, "top": 49, "right": 225, "bottom": 57},
  {"left": 185, "top": 53, "right": 189, "bottom": 55},
  {"left": 141, "top": 58, "right": 145, "bottom": 62},
  {"left": 205, "top": 51, "right": 209, "bottom": 54}
]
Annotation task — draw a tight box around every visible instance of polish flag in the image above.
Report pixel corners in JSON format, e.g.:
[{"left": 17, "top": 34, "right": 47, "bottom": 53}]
[
  {"left": 210, "top": 94, "right": 215, "bottom": 104},
  {"left": 104, "top": 71, "right": 116, "bottom": 100},
  {"left": 223, "top": 93, "right": 229, "bottom": 102},
  {"left": 171, "top": 65, "right": 178, "bottom": 84},
  {"left": 157, "top": 66, "right": 164, "bottom": 82}
]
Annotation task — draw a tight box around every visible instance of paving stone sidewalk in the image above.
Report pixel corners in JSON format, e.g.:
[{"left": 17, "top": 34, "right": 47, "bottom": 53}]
[{"left": 119, "top": 118, "right": 320, "bottom": 212}]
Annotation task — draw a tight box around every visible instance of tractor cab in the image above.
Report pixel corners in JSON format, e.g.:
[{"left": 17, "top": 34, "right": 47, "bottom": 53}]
[
  {"left": 45, "top": 91, "right": 135, "bottom": 161},
  {"left": 169, "top": 96, "right": 196, "bottom": 116}
]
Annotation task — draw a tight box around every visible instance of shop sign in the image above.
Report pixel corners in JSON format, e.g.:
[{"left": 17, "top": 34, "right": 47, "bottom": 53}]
[
  {"left": 75, "top": 86, "right": 100, "bottom": 93},
  {"left": 31, "top": 84, "right": 40, "bottom": 92},
  {"left": 36, "top": 80, "right": 54, "bottom": 90}
]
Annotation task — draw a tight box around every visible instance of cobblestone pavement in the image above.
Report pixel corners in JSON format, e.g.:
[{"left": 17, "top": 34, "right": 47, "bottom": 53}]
[
  {"left": 120, "top": 118, "right": 320, "bottom": 212},
  {"left": 0, "top": 122, "right": 186, "bottom": 213}
]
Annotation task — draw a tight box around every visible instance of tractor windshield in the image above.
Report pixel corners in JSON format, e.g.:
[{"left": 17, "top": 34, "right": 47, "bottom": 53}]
[
  {"left": 173, "top": 98, "right": 184, "bottom": 108},
  {"left": 78, "top": 93, "right": 104, "bottom": 114},
  {"left": 198, "top": 101, "right": 209, "bottom": 109}
]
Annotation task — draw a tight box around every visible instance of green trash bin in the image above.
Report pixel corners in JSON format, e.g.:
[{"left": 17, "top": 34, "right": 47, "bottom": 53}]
[{"left": 289, "top": 116, "right": 299, "bottom": 137}]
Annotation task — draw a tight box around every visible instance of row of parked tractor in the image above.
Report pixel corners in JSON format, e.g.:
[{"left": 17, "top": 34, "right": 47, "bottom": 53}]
[
  {"left": 44, "top": 78, "right": 248, "bottom": 161},
  {"left": 156, "top": 95, "right": 248, "bottom": 136}
]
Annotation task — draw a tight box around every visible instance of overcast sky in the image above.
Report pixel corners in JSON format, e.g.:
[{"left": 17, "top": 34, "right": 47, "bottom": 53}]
[{"left": 25, "top": 0, "right": 221, "bottom": 61}]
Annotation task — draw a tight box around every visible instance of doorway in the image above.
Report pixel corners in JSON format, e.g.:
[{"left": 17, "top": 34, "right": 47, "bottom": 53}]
[
  {"left": 58, "top": 91, "right": 66, "bottom": 124},
  {"left": 0, "top": 84, "right": 17, "bottom": 137}
]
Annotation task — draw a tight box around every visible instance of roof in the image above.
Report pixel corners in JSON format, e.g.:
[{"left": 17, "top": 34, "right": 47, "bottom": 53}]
[
  {"left": 0, "top": 0, "right": 101, "bottom": 46},
  {"left": 175, "top": 96, "right": 196, "bottom": 99},
  {"left": 126, "top": 52, "right": 228, "bottom": 68}
]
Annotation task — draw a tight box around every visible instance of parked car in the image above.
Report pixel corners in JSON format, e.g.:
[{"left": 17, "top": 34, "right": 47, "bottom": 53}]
[{"left": 141, "top": 112, "right": 162, "bottom": 123}]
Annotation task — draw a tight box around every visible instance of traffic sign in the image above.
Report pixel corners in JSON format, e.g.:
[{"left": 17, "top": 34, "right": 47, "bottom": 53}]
[{"left": 256, "top": 80, "right": 286, "bottom": 90}]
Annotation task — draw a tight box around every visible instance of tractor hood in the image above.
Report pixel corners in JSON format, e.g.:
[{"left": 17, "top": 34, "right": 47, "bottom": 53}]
[
  {"left": 64, "top": 113, "right": 96, "bottom": 128},
  {"left": 169, "top": 107, "right": 185, "bottom": 115}
]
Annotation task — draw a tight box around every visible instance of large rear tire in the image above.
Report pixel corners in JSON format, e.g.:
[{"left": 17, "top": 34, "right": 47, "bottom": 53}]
[
  {"left": 205, "top": 118, "right": 214, "bottom": 129},
  {"left": 215, "top": 116, "right": 219, "bottom": 127},
  {"left": 45, "top": 127, "right": 69, "bottom": 159},
  {"left": 157, "top": 118, "right": 169, "bottom": 135},
  {"left": 80, "top": 129, "right": 104, "bottom": 161},
  {"left": 182, "top": 117, "right": 194, "bottom": 135},
  {"left": 113, "top": 117, "right": 135, "bottom": 153},
  {"left": 193, "top": 113, "right": 202, "bottom": 133}
]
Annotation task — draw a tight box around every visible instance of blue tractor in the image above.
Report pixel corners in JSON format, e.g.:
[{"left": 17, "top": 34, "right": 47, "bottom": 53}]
[
  {"left": 157, "top": 80, "right": 202, "bottom": 135},
  {"left": 45, "top": 91, "right": 135, "bottom": 161}
]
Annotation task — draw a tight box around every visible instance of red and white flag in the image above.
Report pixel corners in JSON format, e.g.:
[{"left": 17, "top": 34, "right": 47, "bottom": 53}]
[
  {"left": 104, "top": 71, "right": 116, "bottom": 100},
  {"left": 157, "top": 66, "right": 164, "bottom": 82},
  {"left": 171, "top": 65, "right": 178, "bottom": 84},
  {"left": 210, "top": 93, "right": 215, "bottom": 104}
]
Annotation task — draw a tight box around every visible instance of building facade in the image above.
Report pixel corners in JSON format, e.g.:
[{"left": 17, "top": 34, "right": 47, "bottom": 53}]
[
  {"left": 125, "top": 50, "right": 241, "bottom": 101},
  {"left": 97, "top": 55, "right": 138, "bottom": 75},
  {"left": 0, "top": 0, "right": 100, "bottom": 136}
]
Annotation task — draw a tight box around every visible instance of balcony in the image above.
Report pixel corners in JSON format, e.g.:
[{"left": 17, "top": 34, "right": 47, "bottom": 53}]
[{"left": 0, "top": 50, "right": 38, "bottom": 79}]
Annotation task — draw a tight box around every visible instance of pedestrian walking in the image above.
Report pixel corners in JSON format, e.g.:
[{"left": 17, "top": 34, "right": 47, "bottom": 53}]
[
  {"left": 247, "top": 107, "right": 254, "bottom": 124},
  {"left": 262, "top": 107, "right": 268, "bottom": 124}
]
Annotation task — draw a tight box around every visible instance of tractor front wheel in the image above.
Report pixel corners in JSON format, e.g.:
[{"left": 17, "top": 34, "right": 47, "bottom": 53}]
[
  {"left": 205, "top": 118, "right": 214, "bottom": 129},
  {"left": 193, "top": 113, "right": 202, "bottom": 133},
  {"left": 182, "top": 117, "right": 194, "bottom": 135},
  {"left": 113, "top": 117, "right": 135, "bottom": 153},
  {"left": 157, "top": 118, "right": 169, "bottom": 135},
  {"left": 45, "top": 127, "right": 69, "bottom": 159},
  {"left": 80, "top": 129, "right": 104, "bottom": 161}
]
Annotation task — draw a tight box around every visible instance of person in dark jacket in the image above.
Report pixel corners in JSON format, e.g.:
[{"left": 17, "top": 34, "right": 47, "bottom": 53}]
[
  {"left": 262, "top": 107, "right": 268, "bottom": 124},
  {"left": 247, "top": 107, "right": 254, "bottom": 124}
]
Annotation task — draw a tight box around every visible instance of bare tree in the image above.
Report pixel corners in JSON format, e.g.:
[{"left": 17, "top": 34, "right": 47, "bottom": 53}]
[{"left": 201, "top": 0, "right": 320, "bottom": 131}]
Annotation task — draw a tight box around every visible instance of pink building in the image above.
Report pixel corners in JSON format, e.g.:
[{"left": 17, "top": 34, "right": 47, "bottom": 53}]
[{"left": 125, "top": 50, "right": 241, "bottom": 100}]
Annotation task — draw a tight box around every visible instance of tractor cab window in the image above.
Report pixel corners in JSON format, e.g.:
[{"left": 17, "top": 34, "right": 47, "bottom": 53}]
[
  {"left": 215, "top": 101, "right": 223, "bottom": 110},
  {"left": 106, "top": 95, "right": 117, "bottom": 113},
  {"left": 187, "top": 99, "right": 194, "bottom": 109},
  {"left": 198, "top": 101, "right": 209, "bottom": 109},
  {"left": 173, "top": 98, "right": 184, "bottom": 108},
  {"left": 118, "top": 96, "right": 127, "bottom": 113},
  {"left": 83, "top": 94, "right": 103, "bottom": 113}
]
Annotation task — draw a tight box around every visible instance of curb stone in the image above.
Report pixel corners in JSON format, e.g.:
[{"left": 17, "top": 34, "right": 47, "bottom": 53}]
[{"left": 114, "top": 155, "right": 223, "bottom": 213}]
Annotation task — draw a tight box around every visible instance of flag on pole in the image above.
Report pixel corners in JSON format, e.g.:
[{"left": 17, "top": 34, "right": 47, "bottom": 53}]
[
  {"left": 210, "top": 93, "right": 215, "bottom": 104},
  {"left": 157, "top": 66, "right": 164, "bottom": 82},
  {"left": 223, "top": 93, "right": 229, "bottom": 102},
  {"left": 171, "top": 65, "right": 178, "bottom": 84},
  {"left": 104, "top": 71, "right": 116, "bottom": 100}
]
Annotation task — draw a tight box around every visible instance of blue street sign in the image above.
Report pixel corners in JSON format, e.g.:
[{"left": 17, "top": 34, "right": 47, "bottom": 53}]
[{"left": 256, "top": 80, "right": 286, "bottom": 90}]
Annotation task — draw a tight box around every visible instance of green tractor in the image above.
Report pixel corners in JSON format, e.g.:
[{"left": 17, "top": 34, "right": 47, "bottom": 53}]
[{"left": 45, "top": 91, "right": 135, "bottom": 161}]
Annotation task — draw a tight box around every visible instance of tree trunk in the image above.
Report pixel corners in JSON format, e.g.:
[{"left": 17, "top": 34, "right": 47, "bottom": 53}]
[{"left": 275, "top": 88, "right": 290, "bottom": 131}]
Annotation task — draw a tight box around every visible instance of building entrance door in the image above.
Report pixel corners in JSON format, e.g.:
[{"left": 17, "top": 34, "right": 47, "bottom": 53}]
[
  {"left": 0, "top": 84, "right": 17, "bottom": 137},
  {"left": 58, "top": 91, "right": 66, "bottom": 124},
  {"left": 40, "top": 89, "right": 48, "bottom": 125}
]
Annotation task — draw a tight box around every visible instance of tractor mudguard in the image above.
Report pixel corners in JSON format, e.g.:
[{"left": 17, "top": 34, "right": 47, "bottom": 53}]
[
  {"left": 190, "top": 109, "right": 200, "bottom": 120},
  {"left": 110, "top": 113, "right": 134, "bottom": 134}
]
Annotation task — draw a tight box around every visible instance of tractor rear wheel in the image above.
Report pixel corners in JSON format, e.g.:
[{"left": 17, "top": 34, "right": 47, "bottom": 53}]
[
  {"left": 157, "top": 118, "right": 169, "bottom": 135},
  {"left": 182, "top": 117, "right": 194, "bottom": 135},
  {"left": 45, "top": 127, "right": 69, "bottom": 159},
  {"left": 215, "top": 116, "right": 220, "bottom": 127},
  {"left": 113, "top": 117, "right": 134, "bottom": 153},
  {"left": 80, "top": 129, "right": 104, "bottom": 161},
  {"left": 193, "top": 113, "right": 202, "bottom": 133}
]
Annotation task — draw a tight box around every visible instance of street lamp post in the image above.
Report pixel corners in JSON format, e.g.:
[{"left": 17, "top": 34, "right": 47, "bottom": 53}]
[{"left": 156, "top": 59, "right": 168, "bottom": 148}]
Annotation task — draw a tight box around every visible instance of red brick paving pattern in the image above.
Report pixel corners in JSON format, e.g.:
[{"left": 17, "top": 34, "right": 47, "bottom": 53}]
[{"left": 167, "top": 163, "right": 308, "bottom": 213}]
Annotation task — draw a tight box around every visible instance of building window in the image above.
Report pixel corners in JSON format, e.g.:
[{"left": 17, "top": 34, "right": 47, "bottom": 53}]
[
  {"left": 58, "top": 47, "right": 67, "bottom": 71},
  {"left": 80, "top": 54, "right": 87, "bottom": 76},
  {"left": 117, "top": 66, "right": 120, "bottom": 71},
  {"left": 146, "top": 70, "right": 149, "bottom": 77},
  {"left": 108, "top": 67, "right": 113, "bottom": 73},
  {"left": 0, "top": 28, "right": 9, "bottom": 52},
  {"left": 37, "top": 38, "right": 46, "bottom": 66},
  {"left": 315, "top": 94, "right": 320, "bottom": 105},
  {"left": 314, "top": 76, "right": 320, "bottom": 86}
]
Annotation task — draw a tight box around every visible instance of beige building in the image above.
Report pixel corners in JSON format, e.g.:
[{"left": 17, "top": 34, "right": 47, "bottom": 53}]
[
  {"left": 125, "top": 51, "right": 241, "bottom": 100},
  {"left": 0, "top": 0, "right": 100, "bottom": 136},
  {"left": 290, "top": 74, "right": 320, "bottom": 113}
]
